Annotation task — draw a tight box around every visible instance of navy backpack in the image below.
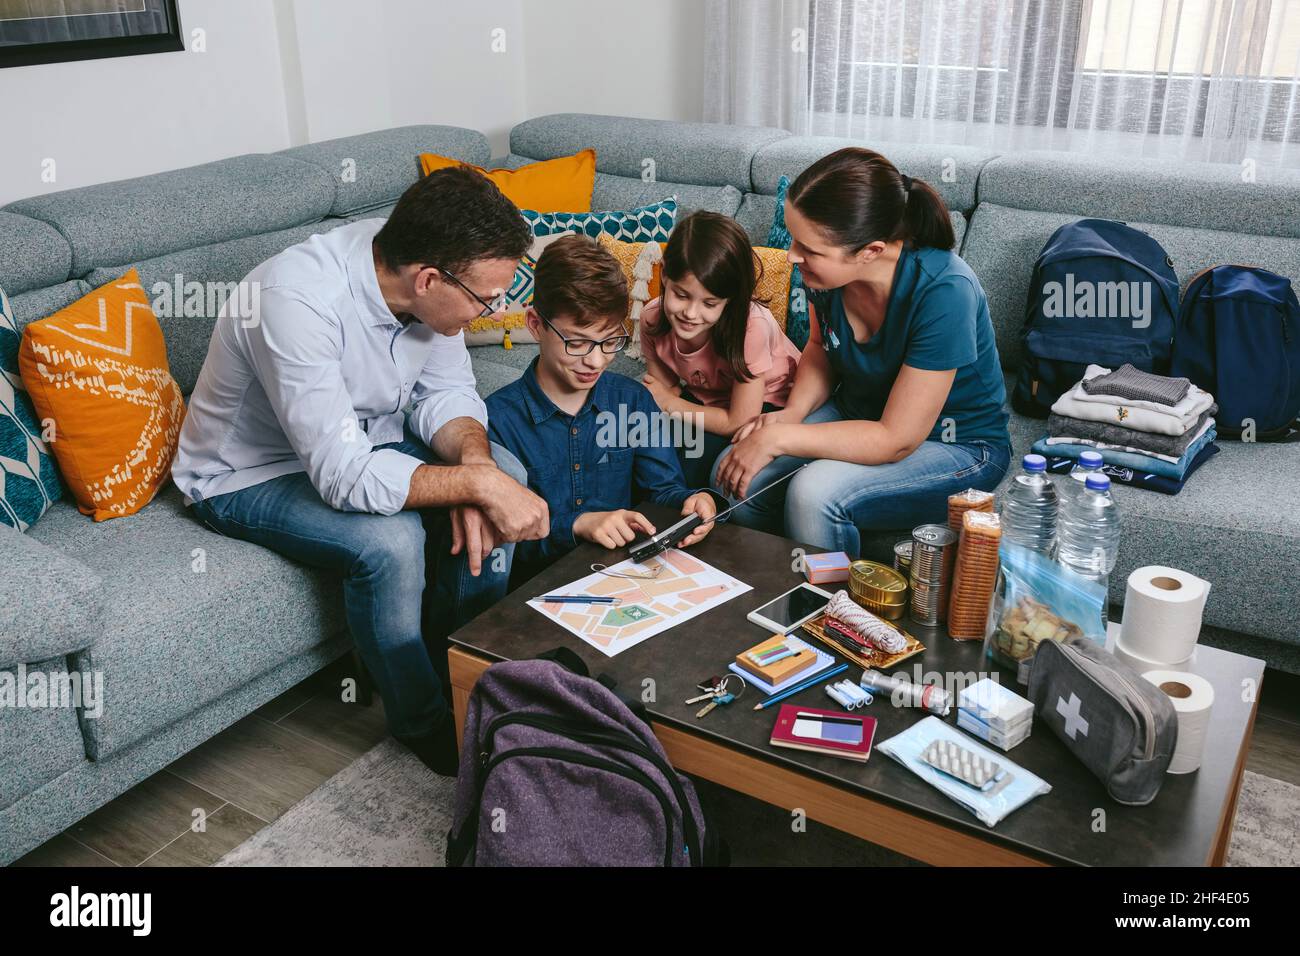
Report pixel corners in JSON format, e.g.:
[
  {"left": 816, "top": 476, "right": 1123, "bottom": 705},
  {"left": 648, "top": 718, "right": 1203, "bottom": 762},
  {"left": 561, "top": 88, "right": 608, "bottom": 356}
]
[
  {"left": 1171, "top": 265, "right": 1300, "bottom": 440},
  {"left": 1013, "top": 219, "right": 1180, "bottom": 418}
]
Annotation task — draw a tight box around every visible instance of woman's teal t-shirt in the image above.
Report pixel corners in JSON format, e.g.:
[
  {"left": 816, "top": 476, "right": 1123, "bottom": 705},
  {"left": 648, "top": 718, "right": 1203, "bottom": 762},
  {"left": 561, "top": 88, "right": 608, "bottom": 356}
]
[{"left": 809, "top": 246, "right": 1011, "bottom": 448}]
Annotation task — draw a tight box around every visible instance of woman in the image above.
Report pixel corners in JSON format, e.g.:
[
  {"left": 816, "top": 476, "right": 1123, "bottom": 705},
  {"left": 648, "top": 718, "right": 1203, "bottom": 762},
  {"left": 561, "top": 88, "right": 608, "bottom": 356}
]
[{"left": 713, "top": 147, "right": 1011, "bottom": 554}]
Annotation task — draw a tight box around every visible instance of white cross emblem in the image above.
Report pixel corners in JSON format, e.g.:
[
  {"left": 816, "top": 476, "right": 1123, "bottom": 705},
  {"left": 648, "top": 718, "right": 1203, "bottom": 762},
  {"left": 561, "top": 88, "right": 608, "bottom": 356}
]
[{"left": 1056, "top": 693, "right": 1090, "bottom": 740}]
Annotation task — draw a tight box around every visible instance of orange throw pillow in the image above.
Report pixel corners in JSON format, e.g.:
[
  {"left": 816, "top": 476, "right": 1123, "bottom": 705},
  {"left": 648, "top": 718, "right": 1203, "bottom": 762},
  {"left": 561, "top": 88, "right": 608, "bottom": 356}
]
[
  {"left": 19, "top": 269, "right": 185, "bottom": 521},
  {"left": 418, "top": 149, "right": 596, "bottom": 213}
]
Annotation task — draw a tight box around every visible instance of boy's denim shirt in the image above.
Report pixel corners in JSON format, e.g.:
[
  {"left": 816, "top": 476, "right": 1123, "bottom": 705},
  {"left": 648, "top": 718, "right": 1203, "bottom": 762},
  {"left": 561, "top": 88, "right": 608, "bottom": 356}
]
[{"left": 487, "top": 358, "right": 695, "bottom": 562}]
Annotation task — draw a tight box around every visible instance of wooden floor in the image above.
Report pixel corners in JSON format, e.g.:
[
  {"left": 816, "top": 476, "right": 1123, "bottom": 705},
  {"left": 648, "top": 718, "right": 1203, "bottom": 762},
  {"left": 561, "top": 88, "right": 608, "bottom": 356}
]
[{"left": 13, "top": 660, "right": 1300, "bottom": 867}]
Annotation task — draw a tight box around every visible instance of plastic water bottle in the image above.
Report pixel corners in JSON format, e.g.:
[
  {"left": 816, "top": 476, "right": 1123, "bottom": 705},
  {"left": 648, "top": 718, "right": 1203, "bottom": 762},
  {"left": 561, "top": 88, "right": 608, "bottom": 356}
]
[
  {"left": 1057, "top": 474, "right": 1121, "bottom": 584},
  {"left": 1000, "top": 454, "right": 1058, "bottom": 555},
  {"left": 1060, "top": 450, "right": 1105, "bottom": 507}
]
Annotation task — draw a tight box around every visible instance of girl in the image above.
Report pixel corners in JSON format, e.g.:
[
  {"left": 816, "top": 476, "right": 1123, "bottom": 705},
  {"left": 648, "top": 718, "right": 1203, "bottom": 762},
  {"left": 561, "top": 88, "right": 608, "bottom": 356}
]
[
  {"left": 640, "top": 211, "right": 802, "bottom": 487},
  {"left": 713, "top": 148, "right": 1012, "bottom": 556}
]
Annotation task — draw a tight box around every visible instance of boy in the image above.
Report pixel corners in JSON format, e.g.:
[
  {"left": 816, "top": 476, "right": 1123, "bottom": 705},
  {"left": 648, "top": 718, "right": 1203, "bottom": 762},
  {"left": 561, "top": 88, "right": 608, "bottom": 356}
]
[{"left": 487, "top": 234, "right": 717, "bottom": 571}]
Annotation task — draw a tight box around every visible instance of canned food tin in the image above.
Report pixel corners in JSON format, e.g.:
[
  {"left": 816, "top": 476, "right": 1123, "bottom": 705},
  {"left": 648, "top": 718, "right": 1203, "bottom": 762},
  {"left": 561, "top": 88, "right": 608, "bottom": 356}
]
[
  {"left": 911, "top": 524, "right": 957, "bottom": 585},
  {"left": 893, "top": 539, "right": 913, "bottom": 574}
]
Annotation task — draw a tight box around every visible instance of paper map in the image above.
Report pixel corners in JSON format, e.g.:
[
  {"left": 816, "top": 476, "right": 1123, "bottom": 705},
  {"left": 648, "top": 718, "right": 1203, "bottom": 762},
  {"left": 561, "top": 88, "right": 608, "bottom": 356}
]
[{"left": 527, "top": 549, "right": 752, "bottom": 657}]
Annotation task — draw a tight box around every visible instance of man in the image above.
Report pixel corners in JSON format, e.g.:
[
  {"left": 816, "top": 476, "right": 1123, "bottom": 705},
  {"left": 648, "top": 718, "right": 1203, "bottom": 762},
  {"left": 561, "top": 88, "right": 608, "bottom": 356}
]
[{"left": 173, "top": 166, "right": 548, "bottom": 775}]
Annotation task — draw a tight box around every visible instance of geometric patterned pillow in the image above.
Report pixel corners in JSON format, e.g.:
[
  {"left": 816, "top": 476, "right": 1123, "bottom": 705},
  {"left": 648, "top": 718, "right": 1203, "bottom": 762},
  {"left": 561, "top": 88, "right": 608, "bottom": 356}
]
[
  {"left": 0, "top": 283, "right": 64, "bottom": 530},
  {"left": 766, "top": 176, "right": 811, "bottom": 349},
  {"left": 464, "top": 231, "right": 579, "bottom": 348},
  {"left": 522, "top": 196, "right": 677, "bottom": 244}
]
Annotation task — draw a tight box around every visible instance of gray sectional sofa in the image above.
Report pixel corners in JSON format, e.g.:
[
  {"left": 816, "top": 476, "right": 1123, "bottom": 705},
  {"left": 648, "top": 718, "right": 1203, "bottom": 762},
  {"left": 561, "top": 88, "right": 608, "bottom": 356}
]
[{"left": 2, "top": 112, "right": 1297, "bottom": 864}]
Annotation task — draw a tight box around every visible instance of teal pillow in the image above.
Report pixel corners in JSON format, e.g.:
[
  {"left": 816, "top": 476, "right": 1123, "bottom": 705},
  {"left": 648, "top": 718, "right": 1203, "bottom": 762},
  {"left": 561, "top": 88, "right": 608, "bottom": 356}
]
[
  {"left": 523, "top": 196, "right": 677, "bottom": 243},
  {"left": 766, "top": 176, "right": 810, "bottom": 349},
  {"left": 0, "top": 285, "right": 64, "bottom": 530}
]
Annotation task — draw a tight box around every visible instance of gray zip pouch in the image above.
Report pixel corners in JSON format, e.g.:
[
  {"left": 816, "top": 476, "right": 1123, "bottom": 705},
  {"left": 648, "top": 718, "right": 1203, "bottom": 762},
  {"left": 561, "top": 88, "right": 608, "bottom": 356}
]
[{"left": 1027, "top": 637, "right": 1179, "bottom": 805}]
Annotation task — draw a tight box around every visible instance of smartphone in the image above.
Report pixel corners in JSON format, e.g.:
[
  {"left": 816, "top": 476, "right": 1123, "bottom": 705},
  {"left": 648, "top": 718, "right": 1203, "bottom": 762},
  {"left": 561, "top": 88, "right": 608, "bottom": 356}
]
[{"left": 747, "top": 583, "right": 832, "bottom": 635}]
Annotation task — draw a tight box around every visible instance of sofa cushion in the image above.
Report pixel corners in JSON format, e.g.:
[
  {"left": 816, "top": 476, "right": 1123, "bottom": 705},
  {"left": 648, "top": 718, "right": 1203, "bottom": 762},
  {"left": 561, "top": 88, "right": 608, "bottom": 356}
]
[
  {"left": 962, "top": 202, "right": 1300, "bottom": 371},
  {"left": 0, "top": 211, "right": 72, "bottom": 295},
  {"left": 0, "top": 656, "right": 91, "bottom": 811},
  {"left": 421, "top": 148, "right": 597, "bottom": 212},
  {"left": 0, "top": 522, "right": 101, "bottom": 669},
  {"left": 85, "top": 220, "right": 351, "bottom": 396},
  {"left": 7, "top": 281, "right": 93, "bottom": 329},
  {"left": 750, "top": 137, "right": 996, "bottom": 214},
  {"left": 511, "top": 113, "right": 790, "bottom": 193},
  {"left": 593, "top": 175, "right": 743, "bottom": 220},
  {"left": 978, "top": 151, "right": 1300, "bottom": 239},
  {"left": 5, "top": 154, "right": 337, "bottom": 276},
  {"left": 282, "top": 124, "right": 491, "bottom": 217},
  {"left": 26, "top": 484, "right": 347, "bottom": 759}
]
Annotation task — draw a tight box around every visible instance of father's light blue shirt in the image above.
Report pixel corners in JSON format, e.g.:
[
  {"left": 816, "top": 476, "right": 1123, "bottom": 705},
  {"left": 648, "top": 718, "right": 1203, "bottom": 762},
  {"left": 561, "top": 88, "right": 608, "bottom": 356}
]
[{"left": 172, "top": 219, "right": 487, "bottom": 515}]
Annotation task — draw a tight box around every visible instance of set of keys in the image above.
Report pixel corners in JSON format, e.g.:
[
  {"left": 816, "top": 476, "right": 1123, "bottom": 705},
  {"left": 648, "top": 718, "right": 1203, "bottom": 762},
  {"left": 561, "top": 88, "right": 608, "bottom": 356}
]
[{"left": 685, "top": 674, "right": 746, "bottom": 718}]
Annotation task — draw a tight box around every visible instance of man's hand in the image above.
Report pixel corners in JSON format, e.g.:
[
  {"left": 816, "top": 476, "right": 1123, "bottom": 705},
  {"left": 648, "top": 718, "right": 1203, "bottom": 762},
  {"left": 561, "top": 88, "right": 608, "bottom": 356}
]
[
  {"left": 449, "top": 504, "right": 498, "bottom": 576},
  {"left": 676, "top": 491, "right": 717, "bottom": 548},
  {"left": 573, "top": 510, "right": 656, "bottom": 550},
  {"left": 716, "top": 423, "right": 785, "bottom": 499},
  {"left": 466, "top": 466, "right": 549, "bottom": 542}
]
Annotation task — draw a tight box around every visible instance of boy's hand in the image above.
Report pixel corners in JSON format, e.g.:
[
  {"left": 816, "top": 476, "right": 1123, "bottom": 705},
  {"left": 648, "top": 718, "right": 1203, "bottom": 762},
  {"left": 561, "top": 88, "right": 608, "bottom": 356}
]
[
  {"left": 676, "top": 492, "right": 717, "bottom": 548},
  {"left": 573, "top": 510, "right": 657, "bottom": 550}
]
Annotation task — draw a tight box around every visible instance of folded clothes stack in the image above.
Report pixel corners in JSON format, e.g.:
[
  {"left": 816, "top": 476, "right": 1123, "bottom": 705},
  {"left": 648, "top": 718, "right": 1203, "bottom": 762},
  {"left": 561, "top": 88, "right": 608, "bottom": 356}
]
[{"left": 1031, "top": 363, "right": 1220, "bottom": 494}]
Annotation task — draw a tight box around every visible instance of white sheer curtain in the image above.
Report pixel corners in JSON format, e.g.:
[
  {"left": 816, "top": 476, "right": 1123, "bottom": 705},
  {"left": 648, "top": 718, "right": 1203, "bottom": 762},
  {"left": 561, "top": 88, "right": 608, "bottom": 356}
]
[{"left": 704, "top": 0, "right": 1300, "bottom": 166}]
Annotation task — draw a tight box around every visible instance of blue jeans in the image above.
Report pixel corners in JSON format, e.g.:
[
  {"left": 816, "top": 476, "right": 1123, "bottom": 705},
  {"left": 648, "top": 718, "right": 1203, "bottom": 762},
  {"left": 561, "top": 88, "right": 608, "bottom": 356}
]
[
  {"left": 711, "top": 399, "right": 1011, "bottom": 554},
  {"left": 189, "top": 429, "right": 524, "bottom": 740}
]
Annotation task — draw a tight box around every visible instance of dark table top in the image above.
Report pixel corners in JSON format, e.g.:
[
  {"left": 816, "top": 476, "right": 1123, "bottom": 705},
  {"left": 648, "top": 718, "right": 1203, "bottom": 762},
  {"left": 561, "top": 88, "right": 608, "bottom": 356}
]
[{"left": 449, "top": 504, "right": 1265, "bottom": 866}]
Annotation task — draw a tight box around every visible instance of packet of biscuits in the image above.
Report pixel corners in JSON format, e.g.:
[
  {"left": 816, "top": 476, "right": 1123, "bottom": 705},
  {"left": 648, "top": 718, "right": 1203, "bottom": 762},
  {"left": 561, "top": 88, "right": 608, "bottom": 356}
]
[{"left": 984, "top": 541, "right": 1106, "bottom": 682}]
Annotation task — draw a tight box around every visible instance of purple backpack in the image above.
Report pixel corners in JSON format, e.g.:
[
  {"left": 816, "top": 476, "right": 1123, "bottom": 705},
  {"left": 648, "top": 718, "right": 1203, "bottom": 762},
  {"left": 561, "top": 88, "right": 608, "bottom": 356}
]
[{"left": 446, "top": 649, "right": 720, "bottom": 867}]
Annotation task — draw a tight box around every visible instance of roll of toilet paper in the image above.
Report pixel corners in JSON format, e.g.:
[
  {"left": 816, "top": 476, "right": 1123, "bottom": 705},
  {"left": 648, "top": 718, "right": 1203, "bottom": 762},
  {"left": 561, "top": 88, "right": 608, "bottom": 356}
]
[
  {"left": 1115, "top": 639, "right": 1197, "bottom": 674},
  {"left": 1118, "top": 567, "right": 1210, "bottom": 667},
  {"left": 1142, "top": 670, "right": 1215, "bottom": 774}
]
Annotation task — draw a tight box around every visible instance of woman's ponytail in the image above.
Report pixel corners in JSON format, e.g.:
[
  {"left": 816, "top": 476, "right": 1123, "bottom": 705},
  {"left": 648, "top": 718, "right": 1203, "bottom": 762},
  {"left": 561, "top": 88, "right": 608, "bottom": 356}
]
[
  {"left": 898, "top": 176, "right": 955, "bottom": 251},
  {"left": 788, "top": 147, "right": 955, "bottom": 252}
]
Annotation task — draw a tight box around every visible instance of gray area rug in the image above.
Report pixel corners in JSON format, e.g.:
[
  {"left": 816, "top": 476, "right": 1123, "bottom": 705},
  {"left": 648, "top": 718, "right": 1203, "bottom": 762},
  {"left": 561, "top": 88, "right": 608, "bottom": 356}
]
[{"left": 217, "top": 739, "right": 1298, "bottom": 866}]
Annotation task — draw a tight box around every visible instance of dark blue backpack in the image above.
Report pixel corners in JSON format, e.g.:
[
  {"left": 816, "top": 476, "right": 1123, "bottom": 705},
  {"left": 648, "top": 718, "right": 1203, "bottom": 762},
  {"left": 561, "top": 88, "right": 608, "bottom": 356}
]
[
  {"left": 1171, "top": 265, "right": 1300, "bottom": 440},
  {"left": 1013, "top": 219, "right": 1180, "bottom": 418}
]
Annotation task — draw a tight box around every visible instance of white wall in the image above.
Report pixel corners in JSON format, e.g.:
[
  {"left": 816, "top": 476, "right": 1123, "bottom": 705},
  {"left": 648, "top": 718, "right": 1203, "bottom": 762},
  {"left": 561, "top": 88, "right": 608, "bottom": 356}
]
[
  {"left": 0, "top": 0, "right": 706, "bottom": 206},
  {"left": 520, "top": 0, "right": 706, "bottom": 128},
  {"left": 0, "top": 0, "right": 291, "bottom": 205}
]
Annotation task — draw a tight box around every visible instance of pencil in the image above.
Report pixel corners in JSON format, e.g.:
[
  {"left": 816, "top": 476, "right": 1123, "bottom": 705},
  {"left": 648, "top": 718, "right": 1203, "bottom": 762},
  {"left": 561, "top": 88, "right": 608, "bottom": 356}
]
[{"left": 753, "top": 663, "right": 849, "bottom": 710}]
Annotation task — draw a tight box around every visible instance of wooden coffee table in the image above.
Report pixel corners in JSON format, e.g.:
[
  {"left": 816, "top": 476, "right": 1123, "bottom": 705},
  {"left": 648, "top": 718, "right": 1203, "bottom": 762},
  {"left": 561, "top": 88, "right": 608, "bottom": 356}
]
[{"left": 447, "top": 504, "right": 1263, "bottom": 866}]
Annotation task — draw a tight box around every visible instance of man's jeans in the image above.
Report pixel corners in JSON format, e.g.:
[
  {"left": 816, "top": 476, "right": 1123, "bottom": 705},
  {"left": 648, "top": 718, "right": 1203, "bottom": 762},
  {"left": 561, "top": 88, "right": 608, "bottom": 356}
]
[
  {"left": 189, "top": 430, "right": 525, "bottom": 741},
  {"left": 711, "top": 399, "right": 1011, "bottom": 556}
]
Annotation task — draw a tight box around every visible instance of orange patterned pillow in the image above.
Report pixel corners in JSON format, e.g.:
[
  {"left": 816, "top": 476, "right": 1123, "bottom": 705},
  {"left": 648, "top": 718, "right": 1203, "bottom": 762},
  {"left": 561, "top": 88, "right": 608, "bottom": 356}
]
[{"left": 19, "top": 269, "right": 185, "bottom": 521}]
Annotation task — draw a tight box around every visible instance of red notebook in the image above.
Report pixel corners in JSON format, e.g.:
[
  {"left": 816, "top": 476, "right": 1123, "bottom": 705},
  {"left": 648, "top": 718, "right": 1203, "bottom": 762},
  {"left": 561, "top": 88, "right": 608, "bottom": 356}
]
[{"left": 769, "top": 704, "right": 877, "bottom": 762}]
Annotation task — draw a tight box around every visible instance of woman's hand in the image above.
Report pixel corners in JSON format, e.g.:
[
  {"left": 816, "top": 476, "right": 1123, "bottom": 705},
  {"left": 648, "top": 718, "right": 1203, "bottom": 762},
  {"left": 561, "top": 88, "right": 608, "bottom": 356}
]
[
  {"left": 731, "top": 408, "right": 793, "bottom": 445},
  {"left": 717, "top": 423, "right": 787, "bottom": 499}
]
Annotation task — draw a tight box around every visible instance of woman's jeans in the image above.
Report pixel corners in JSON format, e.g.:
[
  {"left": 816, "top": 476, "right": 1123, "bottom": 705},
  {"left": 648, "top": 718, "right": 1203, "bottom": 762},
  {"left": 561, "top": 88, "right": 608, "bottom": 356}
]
[
  {"left": 711, "top": 399, "right": 1011, "bottom": 555},
  {"left": 189, "top": 429, "right": 525, "bottom": 743}
]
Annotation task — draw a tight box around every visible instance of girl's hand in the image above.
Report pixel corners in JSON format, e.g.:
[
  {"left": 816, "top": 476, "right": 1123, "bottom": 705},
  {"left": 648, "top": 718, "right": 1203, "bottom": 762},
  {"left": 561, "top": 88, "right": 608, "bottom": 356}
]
[
  {"left": 642, "top": 374, "right": 680, "bottom": 410},
  {"left": 732, "top": 408, "right": 792, "bottom": 445},
  {"left": 717, "top": 425, "right": 786, "bottom": 499},
  {"left": 676, "top": 492, "right": 717, "bottom": 548}
]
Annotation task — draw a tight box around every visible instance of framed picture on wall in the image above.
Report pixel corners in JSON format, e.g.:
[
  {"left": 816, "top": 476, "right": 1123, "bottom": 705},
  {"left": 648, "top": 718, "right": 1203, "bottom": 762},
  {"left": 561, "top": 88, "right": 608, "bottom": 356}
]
[{"left": 0, "top": 0, "right": 183, "bottom": 69}]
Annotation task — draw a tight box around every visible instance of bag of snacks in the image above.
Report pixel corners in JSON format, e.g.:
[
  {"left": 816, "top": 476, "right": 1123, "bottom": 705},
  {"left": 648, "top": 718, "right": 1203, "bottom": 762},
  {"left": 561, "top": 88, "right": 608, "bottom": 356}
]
[{"left": 985, "top": 542, "right": 1107, "bottom": 683}]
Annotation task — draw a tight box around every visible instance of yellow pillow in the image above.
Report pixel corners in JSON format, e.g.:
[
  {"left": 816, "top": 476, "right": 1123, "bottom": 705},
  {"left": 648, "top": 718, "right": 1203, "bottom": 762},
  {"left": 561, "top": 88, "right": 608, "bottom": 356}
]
[
  {"left": 19, "top": 269, "right": 185, "bottom": 521},
  {"left": 418, "top": 149, "right": 596, "bottom": 213},
  {"left": 753, "top": 245, "right": 794, "bottom": 331}
]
